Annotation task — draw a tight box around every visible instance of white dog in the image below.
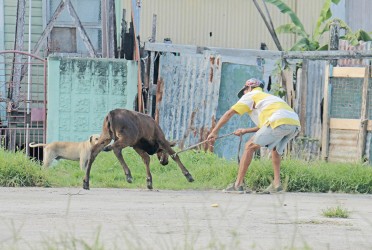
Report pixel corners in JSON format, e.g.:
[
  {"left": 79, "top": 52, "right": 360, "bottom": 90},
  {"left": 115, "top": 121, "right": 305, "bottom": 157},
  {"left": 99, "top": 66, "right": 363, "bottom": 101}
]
[{"left": 29, "top": 134, "right": 100, "bottom": 170}]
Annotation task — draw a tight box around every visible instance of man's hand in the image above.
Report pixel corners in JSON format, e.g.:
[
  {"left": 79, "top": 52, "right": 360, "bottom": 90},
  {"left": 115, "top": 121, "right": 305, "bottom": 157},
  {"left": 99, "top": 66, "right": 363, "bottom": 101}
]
[
  {"left": 233, "top": 128, "right": 246, "bottom": 136},
  {"left": 207, "top": 131, "right": 218, "bottom": 143}
]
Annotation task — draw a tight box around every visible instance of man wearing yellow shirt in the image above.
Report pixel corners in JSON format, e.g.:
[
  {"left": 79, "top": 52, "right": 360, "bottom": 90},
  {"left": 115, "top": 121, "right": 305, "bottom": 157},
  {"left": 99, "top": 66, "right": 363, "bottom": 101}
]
[{"left": 207, "top": 78, "right": 301, "bottom": 194}]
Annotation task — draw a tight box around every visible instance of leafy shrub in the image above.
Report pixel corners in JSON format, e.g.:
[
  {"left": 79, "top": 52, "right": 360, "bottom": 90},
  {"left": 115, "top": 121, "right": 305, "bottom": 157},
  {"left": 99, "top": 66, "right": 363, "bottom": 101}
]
[{"left": 0, "top": 148, "right": 49, "bottom": 187}]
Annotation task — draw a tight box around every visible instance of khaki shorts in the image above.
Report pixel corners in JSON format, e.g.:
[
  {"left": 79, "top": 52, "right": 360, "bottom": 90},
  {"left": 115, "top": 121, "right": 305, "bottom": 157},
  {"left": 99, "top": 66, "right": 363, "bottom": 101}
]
[{"left": 252, "top": 124, "right": 300, "bottom": 155}]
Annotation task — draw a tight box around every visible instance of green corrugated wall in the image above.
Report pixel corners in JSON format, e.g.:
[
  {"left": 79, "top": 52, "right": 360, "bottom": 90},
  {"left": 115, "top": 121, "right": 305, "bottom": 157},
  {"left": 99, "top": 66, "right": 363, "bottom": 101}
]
[{"left": 47, "top": 56, "right": 137, "bottom": 143}]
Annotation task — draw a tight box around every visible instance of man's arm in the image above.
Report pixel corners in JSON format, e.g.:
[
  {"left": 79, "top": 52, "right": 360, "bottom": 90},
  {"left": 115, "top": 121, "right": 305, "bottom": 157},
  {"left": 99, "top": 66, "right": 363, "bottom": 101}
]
[
  {"left": 234, "top": 127, "right": 259, "bottom": 136},
  {"left": 207, "top": 109, "right": 237, "bottom": 141}
]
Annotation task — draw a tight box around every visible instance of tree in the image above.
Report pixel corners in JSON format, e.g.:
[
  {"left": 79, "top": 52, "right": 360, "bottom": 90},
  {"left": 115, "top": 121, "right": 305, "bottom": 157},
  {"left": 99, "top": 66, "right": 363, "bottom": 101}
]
[{"left": 264, "top": 0, "right": 342, "bottom": 51}]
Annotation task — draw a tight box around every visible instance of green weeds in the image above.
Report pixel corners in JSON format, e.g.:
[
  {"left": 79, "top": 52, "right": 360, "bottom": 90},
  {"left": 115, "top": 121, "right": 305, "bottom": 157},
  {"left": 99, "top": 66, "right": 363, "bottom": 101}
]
[
  {"left": 322, "top": 206, "right": 350, "bottom": 218},
  {"left": 1, "top": 147, "right": 372, "bottom": 193},
  {"left": 0, "top": 148, "right": 49, "bottom": 187}
]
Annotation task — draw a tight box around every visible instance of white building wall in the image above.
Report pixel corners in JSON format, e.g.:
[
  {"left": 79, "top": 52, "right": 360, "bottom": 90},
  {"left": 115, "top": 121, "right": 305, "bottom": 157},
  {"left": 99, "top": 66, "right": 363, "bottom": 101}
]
[{"left": 121, "top": 0, "right": 326, "bottom": 50}]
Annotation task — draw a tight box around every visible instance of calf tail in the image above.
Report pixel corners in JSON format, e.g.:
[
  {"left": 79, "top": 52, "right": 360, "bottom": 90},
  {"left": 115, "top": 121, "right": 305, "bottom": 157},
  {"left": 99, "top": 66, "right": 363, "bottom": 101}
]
[
  {"left": 105, "top": 111, "right": 115, "bottom": 140},
  {"left": 29, "top": 142, "right": 47, "bottom": 148}
]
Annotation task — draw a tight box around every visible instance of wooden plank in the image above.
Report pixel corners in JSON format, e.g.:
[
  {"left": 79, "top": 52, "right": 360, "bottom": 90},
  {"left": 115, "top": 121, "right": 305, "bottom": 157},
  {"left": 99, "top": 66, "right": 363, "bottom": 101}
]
[
  {"left": 332, "top": 67, "right": 367, "bottom": 78},
  {"left": 147, "top": 51, "right": 155, "bottom": 116},
  {"left": 252, "top": 0, "right": 283, "bottom": 51},
  {"left": 358, "top": 66, "right": 370, "bottom": 158},
  {"left": 330, "top": 118, "right": 372, "bottom": 131},
  {"left": 283, "top": 50, "right": 372, "bottom": 60},
  {"left": 131, "top": 0, "right": 143, "bottom": 112},
  {"left": 150, "top": 14, "right": 157, "bottom": 43},
  {"left": 329, "top": 20, "right": 340, "bottom": 66},
  {"left": 66, "top": 0, "right": 97, "bottom": 57},
  {"left": 321, "top": 63, "right": 330, "bottom": 161},
  {"left": 146, "top": 14, "right": 157, "bottom": 116},
  {"left": 101, "top": 0, "right": 108, "bottom": 57},
  {"left": 282, "top": 68, "right": 294, "bottom": 108},
  {"left": 145, "top": 42, "right": 372, "bottom": 60},
  {"left": 32, "top": 0, "right": 65, "bottom": 55},
  {"left": 11, "top": 0, "right": 26, "bottom": 108},
  {"left": 299, "top": 61, "right": 308, "bottom": 136},
  {"left": 108, "top": 0, "right": 117, "bottom": 58},
  {"left": 144, "top": 42, "right": 282, "bottom": 59}
]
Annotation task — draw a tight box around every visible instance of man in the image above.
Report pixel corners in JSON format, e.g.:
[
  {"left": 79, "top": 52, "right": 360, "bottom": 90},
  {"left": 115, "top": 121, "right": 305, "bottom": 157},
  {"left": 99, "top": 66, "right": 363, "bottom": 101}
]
[{"left": 207, "top": 78, "right": 300, "bottom": 194}]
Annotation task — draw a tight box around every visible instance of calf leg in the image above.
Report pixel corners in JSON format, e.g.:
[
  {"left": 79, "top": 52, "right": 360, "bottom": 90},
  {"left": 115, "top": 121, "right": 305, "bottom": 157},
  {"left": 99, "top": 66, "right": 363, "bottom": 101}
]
[
  {"left": 134, "top": 147, "right": 152, "bottom": 189},
  {"left": 160, "top": 142, "right": 194, "bottom": 182},
  {"left": 110, "top": 141, "right": 133, "bottom": 183},
  {"left": 83, "top": 137, "right": 111, "bottom": 190}
]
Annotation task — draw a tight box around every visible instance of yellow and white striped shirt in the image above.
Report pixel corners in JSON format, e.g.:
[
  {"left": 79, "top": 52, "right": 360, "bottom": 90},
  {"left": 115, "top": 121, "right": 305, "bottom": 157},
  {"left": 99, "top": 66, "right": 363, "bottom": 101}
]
[{"left": 231, "top": 88, "right": 300, "bottom": 128}]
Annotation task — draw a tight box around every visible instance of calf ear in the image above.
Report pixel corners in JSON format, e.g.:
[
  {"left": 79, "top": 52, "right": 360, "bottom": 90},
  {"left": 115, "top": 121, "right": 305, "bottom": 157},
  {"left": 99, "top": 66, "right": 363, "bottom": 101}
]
[
  {"left": 90, "top": 136, "right": 93, "bottom": 143},
  {"left": 169, "top": 141, "right": 177, "bottom": 147}
]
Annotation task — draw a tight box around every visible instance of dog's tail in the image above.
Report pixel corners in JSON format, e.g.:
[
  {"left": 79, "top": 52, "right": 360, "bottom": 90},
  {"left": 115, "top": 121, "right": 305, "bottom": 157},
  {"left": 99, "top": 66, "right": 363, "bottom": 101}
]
[{"left": 29, "top": 142, "right": 47, "bottom": 148}]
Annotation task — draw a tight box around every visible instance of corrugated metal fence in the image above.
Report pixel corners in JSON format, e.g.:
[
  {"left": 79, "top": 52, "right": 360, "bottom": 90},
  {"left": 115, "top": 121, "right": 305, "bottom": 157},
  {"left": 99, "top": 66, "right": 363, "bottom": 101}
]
[{"left": 157, "top": 52, "right": 221, "bottom": 151}]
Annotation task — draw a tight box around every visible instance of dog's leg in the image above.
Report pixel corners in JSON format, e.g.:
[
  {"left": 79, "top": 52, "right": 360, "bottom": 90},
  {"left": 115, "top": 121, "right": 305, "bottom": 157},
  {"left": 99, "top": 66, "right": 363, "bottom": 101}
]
[
  {"left": 80, "top": 157, "right": 87, "bottom": 171},
  {"left": 134, "top": 147, "right": 152, "bottom": 189},
  {"left": 42, "top": 148, "right": 53, "bottom": 168}
]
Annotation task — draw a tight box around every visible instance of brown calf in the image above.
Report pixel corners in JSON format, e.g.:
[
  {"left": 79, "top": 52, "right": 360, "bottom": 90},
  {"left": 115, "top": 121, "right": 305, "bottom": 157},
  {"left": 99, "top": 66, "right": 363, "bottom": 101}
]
[{"left": 83, "top": 109, "right": 194, "bottom": 190}]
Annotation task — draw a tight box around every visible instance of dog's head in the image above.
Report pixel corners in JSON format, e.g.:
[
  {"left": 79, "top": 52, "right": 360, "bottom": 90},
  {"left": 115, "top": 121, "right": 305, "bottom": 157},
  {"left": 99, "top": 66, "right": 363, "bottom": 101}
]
[
  {"left": 89, "top": 134, "right": 100, "bottom": 146},
  {"left": 156, "top": 141, "right": 177, "bottom": 165}
]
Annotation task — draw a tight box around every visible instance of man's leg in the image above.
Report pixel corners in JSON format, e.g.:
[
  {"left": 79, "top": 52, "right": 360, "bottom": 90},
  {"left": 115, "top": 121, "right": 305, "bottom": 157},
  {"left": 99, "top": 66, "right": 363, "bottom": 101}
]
[
  {"left": 271, "top": 149, "right": 281, "bottom": 187},
  {"left": 234, "top": 139, "right": 260, "bottom": 188}
]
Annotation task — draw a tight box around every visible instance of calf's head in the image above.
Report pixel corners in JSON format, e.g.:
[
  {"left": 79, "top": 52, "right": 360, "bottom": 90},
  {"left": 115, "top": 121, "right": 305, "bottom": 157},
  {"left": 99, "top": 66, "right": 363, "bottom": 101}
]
[{"left": 156, "top": 141, "right": 177, "bottom": 165}]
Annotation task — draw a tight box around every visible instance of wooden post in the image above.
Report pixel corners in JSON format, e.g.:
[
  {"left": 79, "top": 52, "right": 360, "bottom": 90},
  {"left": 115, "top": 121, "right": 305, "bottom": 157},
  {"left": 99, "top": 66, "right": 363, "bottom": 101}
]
[
  {"left": 147, "top": 14, "right": 157, "bottom": 116},
  {"left": 150, "top": 14, "right": 157, "bottom": 43},
  {"left": 9, "top": 0, "right": 26, "bottom": 108},
  {"left": 252, "top": 0, "right": 283, "bottom": 51},
  {"left": 101, "top": 0, "right": 108, "bottom": 57},
  {"left": 119, "top": 9, "right": 126, "bottom": 59},
  {"left": 299, "top": 60, "right": 308, "bottom": 136},
  {"left": 281, "top": 68, "right": 294, "bottom": 108},
  {"left": 321, "top": 63, "right": 331, "bottom": 161},
  {"left": 108, "top": 0, "right": 118, "bottom": 58},
  {"left": 329, "top": 20, "right": 340, "bottom": 66},
  {"left": 131, "top": 0, "right": 142, "bottom": 112},
  {"left": 358, "top": 66, "right": 370, "bottom": 159}
]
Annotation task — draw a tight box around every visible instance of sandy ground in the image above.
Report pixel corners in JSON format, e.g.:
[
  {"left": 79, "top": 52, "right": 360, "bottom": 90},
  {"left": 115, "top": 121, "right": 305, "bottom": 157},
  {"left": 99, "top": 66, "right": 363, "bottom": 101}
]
[{"left": 1, "top": 187, "right": 372, "bottom": 250}]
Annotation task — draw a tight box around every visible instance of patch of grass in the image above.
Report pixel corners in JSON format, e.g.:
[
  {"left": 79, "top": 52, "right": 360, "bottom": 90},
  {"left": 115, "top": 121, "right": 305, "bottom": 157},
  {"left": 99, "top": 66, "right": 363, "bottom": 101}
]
[
  {"left": 0, "top": 148, "right": 49, "bottom": 187},
  {"left": 43, "top": 148, "right": 240, "bottom": 190},
  {"left": 322, "top": 206, "right": 350, "bottom": 218},
  {"left": 2, "top": 147, "right": 372, "bottom": 193}
]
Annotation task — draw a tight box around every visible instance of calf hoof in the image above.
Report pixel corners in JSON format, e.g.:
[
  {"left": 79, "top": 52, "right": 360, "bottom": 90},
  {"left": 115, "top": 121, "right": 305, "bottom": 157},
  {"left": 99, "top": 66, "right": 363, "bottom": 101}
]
[
  {"left": 83, "top": 180, "right": 90, "bottom": 190},
  {"left": 126, "top": 175, "right": 133, "bottom": 183},
  {"left": 147, "top": 178, "right": 153, "bottom": 190},
  {"left": 185, "top": 172, "right": 194, "bottom": 182}
]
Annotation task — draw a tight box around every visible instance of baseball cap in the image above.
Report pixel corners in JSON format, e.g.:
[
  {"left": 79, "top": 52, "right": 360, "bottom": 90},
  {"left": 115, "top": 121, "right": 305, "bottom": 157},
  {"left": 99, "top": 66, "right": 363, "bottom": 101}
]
[{"left": 237, "top": 78, "right": 263, "bottom": 98}]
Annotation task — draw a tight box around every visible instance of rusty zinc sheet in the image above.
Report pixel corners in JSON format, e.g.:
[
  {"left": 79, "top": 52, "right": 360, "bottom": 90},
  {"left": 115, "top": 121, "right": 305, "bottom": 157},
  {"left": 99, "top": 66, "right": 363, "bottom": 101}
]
[
  {"left": 156, "top": 52, "right": 221, "bottom": 150},
  {"left": 304, "top": 60, "right": 326, "bottom": 142},
  {"left": 328, "top": 129, "right": 359, "bottom": 163},
  {"left": 338, "top": 40, "right": 371, "bottom": 66}
]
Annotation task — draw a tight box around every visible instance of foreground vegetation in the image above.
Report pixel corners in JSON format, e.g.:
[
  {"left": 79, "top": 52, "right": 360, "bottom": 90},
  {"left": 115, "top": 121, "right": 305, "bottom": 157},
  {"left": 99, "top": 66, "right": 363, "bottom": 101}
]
[{"left": 1, "top": 147, "right": 372, "bottom": 193}]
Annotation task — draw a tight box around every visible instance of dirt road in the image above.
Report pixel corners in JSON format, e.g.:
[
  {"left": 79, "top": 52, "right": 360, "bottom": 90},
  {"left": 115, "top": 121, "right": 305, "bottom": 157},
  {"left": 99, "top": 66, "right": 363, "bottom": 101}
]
[{"left": 1, "top": 187, "right": 372, "bottom": 249}]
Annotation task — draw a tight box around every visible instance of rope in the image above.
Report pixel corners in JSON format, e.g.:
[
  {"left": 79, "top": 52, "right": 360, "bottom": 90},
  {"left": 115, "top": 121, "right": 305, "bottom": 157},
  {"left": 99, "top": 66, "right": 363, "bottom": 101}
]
[
  {"left": 173, "top": 132, "right": 235, "bottom": 157},
  {"left": 237, "top": 134, "right": 243, "bottom": 164}
]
